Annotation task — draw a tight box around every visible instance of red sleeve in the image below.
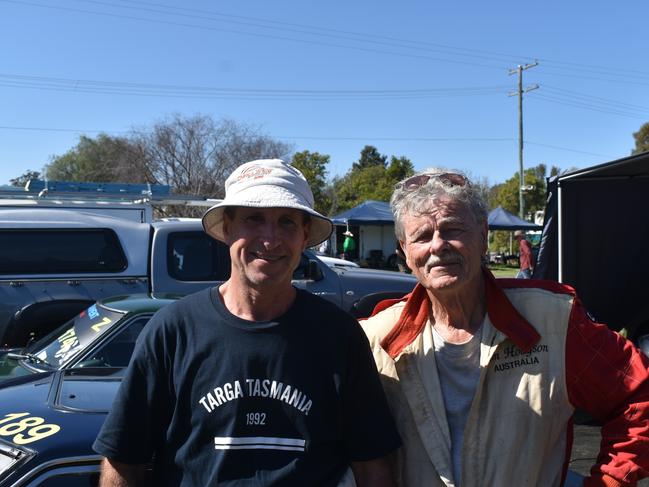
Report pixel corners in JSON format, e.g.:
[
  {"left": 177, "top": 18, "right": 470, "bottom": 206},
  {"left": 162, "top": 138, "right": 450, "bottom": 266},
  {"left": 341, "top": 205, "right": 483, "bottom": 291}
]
[{"left": 566, "top": 297, "right": 649, "bottom": 487}]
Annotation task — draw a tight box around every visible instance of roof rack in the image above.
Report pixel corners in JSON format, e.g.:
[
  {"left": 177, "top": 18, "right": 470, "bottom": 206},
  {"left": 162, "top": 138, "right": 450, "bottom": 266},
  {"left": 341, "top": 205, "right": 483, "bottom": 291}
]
[{"left": 0, "top": 180, "right": 220, "bottom": 207}]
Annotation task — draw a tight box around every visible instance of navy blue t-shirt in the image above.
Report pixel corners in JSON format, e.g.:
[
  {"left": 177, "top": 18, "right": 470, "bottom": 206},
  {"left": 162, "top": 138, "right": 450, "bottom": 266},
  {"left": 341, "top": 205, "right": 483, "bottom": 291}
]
[{"left": 94, "top": 287, "right": 400, "bottom": 486}]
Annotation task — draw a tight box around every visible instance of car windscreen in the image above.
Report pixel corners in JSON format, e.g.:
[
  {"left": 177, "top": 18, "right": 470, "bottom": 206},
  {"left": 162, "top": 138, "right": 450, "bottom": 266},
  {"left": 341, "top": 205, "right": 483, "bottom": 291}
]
[
  {"left": 28, "top": 304, "right": 127, "bottom": 369},
  {"left": 0, "top": 228, "right": 127, "bottom": 274}
]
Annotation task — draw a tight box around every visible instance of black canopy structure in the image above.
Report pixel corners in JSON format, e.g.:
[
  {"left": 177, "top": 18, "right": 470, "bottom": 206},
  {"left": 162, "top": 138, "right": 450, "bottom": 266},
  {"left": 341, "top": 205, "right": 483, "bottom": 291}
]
[
  {"left": 534, "top": 150, "right": 649, "bottom": 337},
  {"left": 487, "top": 206, "right": 542, "bottom": 231}
]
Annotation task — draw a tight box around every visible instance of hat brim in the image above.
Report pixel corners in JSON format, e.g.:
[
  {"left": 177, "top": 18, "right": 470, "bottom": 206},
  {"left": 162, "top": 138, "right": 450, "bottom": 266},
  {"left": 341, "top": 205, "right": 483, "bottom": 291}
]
[{"left": 202, "top": 200, "right": 333, "bottom": 248}]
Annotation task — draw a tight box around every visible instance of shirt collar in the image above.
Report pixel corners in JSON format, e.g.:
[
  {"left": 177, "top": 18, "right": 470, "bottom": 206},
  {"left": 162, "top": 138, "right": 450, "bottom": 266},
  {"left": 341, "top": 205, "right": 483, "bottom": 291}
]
[{"left": 380, "top": 267, "right": 541, "bottom": 359}]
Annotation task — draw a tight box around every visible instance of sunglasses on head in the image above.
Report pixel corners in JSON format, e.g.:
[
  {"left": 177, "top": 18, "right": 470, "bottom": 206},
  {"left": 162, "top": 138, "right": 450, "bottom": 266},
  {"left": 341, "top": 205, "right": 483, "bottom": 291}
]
[{"left": 396, "top": 172, "right": 469, "bottom": 191}]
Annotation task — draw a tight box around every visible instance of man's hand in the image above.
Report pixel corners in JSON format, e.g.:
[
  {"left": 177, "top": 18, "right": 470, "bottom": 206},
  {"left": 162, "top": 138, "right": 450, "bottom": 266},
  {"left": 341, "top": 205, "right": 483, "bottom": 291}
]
[
  {"left": 351, "top": 457, "right": 396, "bottom": 487},
  {"left": 99, "top": 458, "right": 148, "bottom": 487}
]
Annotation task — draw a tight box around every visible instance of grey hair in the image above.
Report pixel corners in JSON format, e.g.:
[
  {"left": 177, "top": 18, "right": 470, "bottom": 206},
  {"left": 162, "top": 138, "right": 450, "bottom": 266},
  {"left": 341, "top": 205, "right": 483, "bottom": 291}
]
[{"left": 390, "top": 167, "right": 488, "bottom": 240}]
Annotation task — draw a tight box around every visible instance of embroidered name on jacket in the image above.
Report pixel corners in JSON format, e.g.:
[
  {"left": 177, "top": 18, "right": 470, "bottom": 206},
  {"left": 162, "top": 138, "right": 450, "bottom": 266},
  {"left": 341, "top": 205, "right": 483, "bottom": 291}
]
[
  {"left": 198, "top": 378, "right": 313, "bottom": 415},
  {"left": 492, "top": 344, "right": 548, "bottom": 372}
]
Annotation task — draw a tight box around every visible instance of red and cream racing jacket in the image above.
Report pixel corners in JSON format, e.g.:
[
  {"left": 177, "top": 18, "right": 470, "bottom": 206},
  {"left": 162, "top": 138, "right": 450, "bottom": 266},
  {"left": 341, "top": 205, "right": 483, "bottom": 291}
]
[{"left": 361, "top": 270, "right": 649, "bottom": 487}]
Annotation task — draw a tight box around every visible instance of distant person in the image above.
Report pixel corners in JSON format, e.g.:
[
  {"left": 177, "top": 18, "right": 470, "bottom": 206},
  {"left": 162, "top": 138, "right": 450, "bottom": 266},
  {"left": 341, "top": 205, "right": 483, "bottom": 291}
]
[
  {"left": 514, "top": 229, "right": 533, "bottom": 278},
  {"left": 361, "top": 167, "right": 649, "bottom": 487},
  {"left": 94, "top": 159, "right": 400, "bottom": 486},
  {"left": 343, "top": 230, "right": 356, "bottom": 261}
]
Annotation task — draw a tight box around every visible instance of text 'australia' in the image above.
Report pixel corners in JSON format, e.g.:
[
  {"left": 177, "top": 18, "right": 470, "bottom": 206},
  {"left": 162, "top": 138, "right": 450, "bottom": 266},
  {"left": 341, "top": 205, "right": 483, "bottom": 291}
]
[{"left": 198, "top": 379, "right": 313, "bottom": 416}]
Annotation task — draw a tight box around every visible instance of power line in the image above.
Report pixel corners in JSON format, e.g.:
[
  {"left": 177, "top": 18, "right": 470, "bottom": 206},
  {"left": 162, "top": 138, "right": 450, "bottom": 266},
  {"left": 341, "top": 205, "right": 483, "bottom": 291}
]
[
  {"left": 0, "top": 73, "right": 509, "bottom": 100},
  {"left": 71, "top": 0, "right": 649, "bottom": 80},
  {"left": 1, "top": 0, "right": 510, "bottom": 70},
  {"left": 0, "top": 124, "right": 613, "bottom": 158},
  {"left": 541, "top": 85, "right": 649, "bottom": 112},
  {"left": 530, "top": 94, "right": 647, "bottom": 119},
  {"left": 9, "top": 0, "right": 649, "bottom": 83}
]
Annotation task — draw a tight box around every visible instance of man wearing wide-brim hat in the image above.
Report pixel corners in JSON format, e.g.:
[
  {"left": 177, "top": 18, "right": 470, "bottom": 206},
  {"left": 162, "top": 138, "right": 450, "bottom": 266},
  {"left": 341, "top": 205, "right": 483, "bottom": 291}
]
[
  {"left": 343, "top": 229, "right": 356, "bottom": 261},
  {"left": 94, "top": 159, "right": 400, "bottom": 486}
]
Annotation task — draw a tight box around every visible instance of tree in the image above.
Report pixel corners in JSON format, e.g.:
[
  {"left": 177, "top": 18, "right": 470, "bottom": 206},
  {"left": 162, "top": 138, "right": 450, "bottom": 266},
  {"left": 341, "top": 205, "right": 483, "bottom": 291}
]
[
  {"left": 45, "top": 134, "right": 144, "bottom": 183},
  {"left": 488, "top": 163, "right": 559, "bottom": 254},
  {"left": 352, "top": 145, "right": 387, "bottom": 171},
  {"left": 132, "top": 115, "right": 292, "bottom": 201},
  {"left": 42, "top": 115, "right": 292, "bottom": 216},
  {"left": 386, "top": 156, "right": 414, "bottom": 182},
  {"left": 331, "top": 148, "right": 414, "bottom": 212},
  {"left": 632, "top": 122, "right": 649, "bottom": 155},
  {"left": 10, "top": 170, "right": 41, "bottom": 187},
  {"left": 291, "top": 151, "right": 330, "bottom": 214}
]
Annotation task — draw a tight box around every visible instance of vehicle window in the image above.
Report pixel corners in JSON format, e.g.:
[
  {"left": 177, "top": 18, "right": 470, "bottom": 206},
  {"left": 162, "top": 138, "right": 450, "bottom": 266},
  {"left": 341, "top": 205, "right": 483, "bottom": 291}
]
[
  {"left": 0, "top": 229, "right": 127, "bottom": 274},
  {"left": 292, "top": 254, "right": 310, "bottom": 280},
  {"left": 25, "top": 471, "right": 99, "bottom": 486},
  {"left": 168, "top": 232, "right": 231, "bottom": 281},
  {"left": 76, "top": 315, "right": 150, "bottom": 368},
  {"left": 29, "top": 304, "right": 127, "bottom": 369}
]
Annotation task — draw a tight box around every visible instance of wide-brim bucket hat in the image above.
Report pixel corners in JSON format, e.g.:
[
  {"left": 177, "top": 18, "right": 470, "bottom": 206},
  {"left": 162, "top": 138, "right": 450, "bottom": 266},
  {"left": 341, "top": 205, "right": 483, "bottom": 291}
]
[{"left": 202, "top": 159, "right": 333, "bottom": 248}]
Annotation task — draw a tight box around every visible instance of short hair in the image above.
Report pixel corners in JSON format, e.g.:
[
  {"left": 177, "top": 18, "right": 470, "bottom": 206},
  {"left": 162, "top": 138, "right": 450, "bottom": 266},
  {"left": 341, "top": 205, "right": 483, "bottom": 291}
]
[{"left": 390, "top": 167, "right": 488, "bottom": 241}]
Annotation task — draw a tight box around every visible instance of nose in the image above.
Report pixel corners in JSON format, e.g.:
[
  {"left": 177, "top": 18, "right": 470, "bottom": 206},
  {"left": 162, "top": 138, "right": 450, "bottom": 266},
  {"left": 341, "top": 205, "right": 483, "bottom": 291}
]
[
  {"left": 259, "top": 222, "right": 281, "bottom": 249},
  {"left": 429, "top": 231, "right": 448, "bottom": 254}
]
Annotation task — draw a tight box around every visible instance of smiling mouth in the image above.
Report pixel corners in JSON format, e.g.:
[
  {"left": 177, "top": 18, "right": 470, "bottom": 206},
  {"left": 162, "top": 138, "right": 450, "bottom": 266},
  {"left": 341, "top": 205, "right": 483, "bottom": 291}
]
[
  {"left": 252, "top": 252, "right": 284, "bottom": 262},
  {"left": 426, "top": 260, "right": 462, "bottom": 272}
]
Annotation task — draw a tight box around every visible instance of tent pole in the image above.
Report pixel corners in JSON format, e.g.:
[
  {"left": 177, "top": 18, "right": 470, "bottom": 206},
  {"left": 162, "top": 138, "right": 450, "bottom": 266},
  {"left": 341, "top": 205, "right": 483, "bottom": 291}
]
[{"left": 557, "top": 182, "right": 563, "bottom": 283}]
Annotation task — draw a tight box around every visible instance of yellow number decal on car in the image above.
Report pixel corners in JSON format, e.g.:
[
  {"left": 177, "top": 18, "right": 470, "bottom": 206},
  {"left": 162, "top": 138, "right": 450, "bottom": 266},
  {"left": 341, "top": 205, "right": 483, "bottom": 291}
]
[
  {"left": 0, "top": 412, "right": 61, "bottom": 444},
  {"left": 92, "top": 317, "right": 112, "bottom": 333}
]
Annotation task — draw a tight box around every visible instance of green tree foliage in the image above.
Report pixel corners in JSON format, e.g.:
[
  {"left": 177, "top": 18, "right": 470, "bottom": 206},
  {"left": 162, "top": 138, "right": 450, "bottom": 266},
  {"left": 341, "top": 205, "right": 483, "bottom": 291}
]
[
  {"left": 291, "top": 150, "right": 331, "bottom": 214},
  {"left": 488, "top": 163, "right": 559, "bottom": 254},
  {"left": 45, "top": 134, "right": 144, "bottom": 183},
  {"left": 353, "top": 145, "right": 387, "bottom": 171},
  {"left": 632, "top": 122, "right": 649, "bottom": 155},
  {"left": 10, "top": 170, "right": 41, "bottom": 187},
  {"left": 37, "top": 116, "right": 292, "bottom": 216},
  {"left": 331, "top": 147, "right": 414, "bottom": 212},
  {"left": 386, "top": 156, "right": 414, "bottom": 182}
]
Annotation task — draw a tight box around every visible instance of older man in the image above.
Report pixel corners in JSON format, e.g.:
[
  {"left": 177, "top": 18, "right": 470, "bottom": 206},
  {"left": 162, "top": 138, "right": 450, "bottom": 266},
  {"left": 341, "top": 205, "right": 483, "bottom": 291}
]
[
  {"left": 361, "top": 168, "right": 649, "bottom": 487},
  {"left": 94, "top": 159, "right": 400, "bottom": 486}
]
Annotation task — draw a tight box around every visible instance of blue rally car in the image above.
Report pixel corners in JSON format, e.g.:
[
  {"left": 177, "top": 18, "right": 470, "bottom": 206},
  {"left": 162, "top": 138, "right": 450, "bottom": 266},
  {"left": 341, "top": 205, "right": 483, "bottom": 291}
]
[{"left": 0, "top": 294, "right": 177, "bottom": 486}]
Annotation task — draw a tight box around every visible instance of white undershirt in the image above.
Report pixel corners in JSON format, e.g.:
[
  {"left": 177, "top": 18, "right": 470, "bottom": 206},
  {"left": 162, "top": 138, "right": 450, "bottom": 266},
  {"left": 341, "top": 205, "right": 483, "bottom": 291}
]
[{"left": 432, "top": 321, "right": 483, "bottom": 487}]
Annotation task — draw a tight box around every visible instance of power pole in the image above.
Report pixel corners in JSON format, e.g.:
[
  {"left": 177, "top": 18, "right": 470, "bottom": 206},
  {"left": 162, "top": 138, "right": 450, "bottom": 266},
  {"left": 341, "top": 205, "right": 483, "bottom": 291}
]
[{"left": 508, "top": 61, "right": 539, "bottom": 219}]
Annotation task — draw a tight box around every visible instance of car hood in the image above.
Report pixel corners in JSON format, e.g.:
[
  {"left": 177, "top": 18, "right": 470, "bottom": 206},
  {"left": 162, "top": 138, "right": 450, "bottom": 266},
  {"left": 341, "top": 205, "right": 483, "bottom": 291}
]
[
  {"left": 331, "top": 266, "right": 417, "bottom": 284},
  {"left": 0, "top": 368, "right": 123, "bottom": 485},
  {"left": 329, "top": 267, "right": 417, "bottom": 311}
]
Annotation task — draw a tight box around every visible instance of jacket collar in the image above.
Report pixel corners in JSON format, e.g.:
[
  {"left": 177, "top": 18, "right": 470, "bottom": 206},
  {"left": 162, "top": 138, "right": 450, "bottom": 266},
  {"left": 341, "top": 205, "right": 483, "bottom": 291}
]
[{"left": 380, "top": 267, "right": 541, "bottom": 359}]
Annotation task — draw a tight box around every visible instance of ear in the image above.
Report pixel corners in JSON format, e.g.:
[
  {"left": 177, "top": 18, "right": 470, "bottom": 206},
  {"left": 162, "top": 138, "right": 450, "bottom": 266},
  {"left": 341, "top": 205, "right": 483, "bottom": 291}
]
[
  {"left": 399, "top": 239, "right": 413, "bottom": 268},
  {"left": 222, "top": 211, "right": 234, "bottom": 243}
]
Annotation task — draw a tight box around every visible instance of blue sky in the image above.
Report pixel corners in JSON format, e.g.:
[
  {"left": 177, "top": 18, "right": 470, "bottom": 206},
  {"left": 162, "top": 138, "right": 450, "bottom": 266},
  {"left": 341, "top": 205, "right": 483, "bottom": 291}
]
[{"left": 1, "top": 0, "right": 647, "bottom": 187}]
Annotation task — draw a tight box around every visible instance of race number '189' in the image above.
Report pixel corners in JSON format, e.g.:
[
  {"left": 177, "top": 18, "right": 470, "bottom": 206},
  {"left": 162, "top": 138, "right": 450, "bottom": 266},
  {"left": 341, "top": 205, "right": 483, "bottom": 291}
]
[{"left": 0, "top": 412, "right": 61, "bottom": 444}]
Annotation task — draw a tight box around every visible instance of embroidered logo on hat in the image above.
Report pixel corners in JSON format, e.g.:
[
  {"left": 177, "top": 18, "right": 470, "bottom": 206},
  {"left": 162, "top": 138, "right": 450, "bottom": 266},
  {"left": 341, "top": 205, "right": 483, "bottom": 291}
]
[{"left": 237, "top": 166, "right": 273, "bottom": 182}]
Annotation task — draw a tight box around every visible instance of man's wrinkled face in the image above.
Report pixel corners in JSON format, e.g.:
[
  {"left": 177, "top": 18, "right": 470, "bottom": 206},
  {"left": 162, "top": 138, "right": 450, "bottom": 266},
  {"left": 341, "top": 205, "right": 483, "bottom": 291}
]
[
  {"left": 223, "top": 207, "right": 310, "bottom": 289},
  {"left": 400, "top": 196, "right": 487, "bottom": 295}
]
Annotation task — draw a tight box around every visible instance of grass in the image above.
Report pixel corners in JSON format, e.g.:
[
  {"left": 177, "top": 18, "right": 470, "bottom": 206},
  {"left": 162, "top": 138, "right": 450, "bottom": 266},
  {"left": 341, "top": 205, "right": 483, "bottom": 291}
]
[{"left": 487, "top": 264, "right": 518, "bottom": 278}]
